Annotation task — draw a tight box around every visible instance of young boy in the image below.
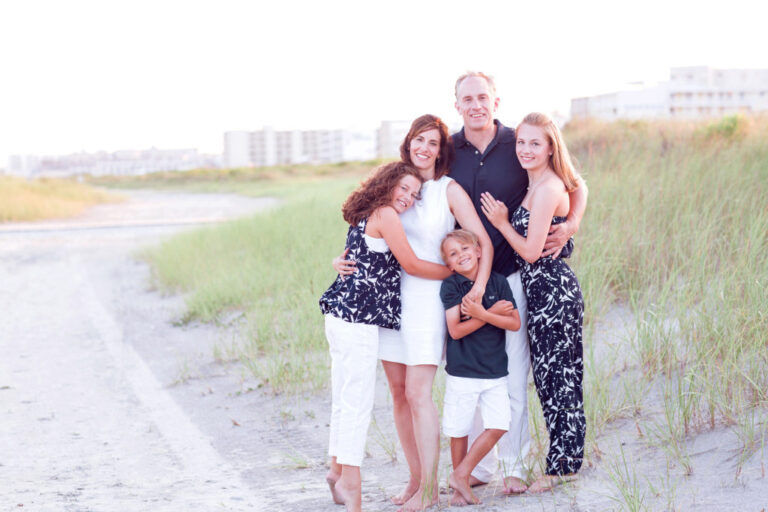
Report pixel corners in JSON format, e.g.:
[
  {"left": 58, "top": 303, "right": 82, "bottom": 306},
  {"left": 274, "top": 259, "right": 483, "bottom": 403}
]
[{"left": 439, "top": 229, "right": 521, "bottom": 506}]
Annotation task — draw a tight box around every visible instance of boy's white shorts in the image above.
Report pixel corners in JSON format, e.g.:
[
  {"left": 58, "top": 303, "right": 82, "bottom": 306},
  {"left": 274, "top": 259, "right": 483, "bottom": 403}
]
[{"left": 442, "top": 374, "right": 511, "bottom": 438}]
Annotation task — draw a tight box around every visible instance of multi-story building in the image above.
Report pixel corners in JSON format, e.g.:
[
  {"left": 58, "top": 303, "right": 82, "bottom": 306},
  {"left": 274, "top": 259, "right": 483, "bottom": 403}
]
[
  {"left": 223, "top": 131, "right": 251, "bottom": 168},
  {"left": 376, "top": 120, "right": 410, "bottom": 159},
  {"left": 223, "top": 127, "right": 354, "bottom": 168},
  {"left": 571, "top": 66, "right": 768, "bottom": 120},
  {"left": 302, "top": 130, "right": 344, "bottom": 165}
]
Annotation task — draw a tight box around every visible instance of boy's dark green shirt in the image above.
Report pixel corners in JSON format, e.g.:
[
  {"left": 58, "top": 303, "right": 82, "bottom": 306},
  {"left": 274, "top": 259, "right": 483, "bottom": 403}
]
[{"left": 440, "top": 271, "right": 516, "bottom": 379}]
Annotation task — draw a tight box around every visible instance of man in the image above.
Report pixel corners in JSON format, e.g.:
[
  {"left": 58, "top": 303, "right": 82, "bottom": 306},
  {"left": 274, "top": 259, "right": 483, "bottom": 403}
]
[{"left": 449, "top": 71, "right": 588, "bottom": 493}]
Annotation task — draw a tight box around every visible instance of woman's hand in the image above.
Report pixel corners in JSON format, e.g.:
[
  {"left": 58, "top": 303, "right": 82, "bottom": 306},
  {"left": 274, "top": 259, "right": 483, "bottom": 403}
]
[
  {"left": 332, "top": 248, "right": 356, "bottom": 278},
  {"left": 480, "top": 191, "right": 509, "bottom": 229},
  {"left": 466, "top": 280, "right": 486, "bottom": 305}
]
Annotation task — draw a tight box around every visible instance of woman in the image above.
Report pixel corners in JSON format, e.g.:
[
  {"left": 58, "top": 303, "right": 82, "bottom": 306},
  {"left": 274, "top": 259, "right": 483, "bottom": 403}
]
[
  {"left": 334, "top": 114, "right": 493, "bottom": 511},
  {"left": 480, "top": 112, "right": 585, "bottom": 493}
]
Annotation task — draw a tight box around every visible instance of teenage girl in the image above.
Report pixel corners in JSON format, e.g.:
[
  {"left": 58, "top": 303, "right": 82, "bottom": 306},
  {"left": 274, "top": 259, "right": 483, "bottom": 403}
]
[{"left": 481, "top": 112, "right": 586, "bottom": 492}]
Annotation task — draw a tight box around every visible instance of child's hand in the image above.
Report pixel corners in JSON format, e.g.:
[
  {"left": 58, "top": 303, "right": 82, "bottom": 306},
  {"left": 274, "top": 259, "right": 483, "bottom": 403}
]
[
  {"left": 461, "top": 295, "right": 486, "bottom": 319},
  {"left": 488, "top": 300, "right": 516, "bottom": 317}
]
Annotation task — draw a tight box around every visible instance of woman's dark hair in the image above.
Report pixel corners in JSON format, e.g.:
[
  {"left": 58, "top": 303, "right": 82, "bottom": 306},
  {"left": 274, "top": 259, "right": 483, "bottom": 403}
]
[
  {"left": 342, "top": 161, "right": 423, "bottom": 226},
  {"left": 399, "top": 114, "right": 455, "bottom": 179}
]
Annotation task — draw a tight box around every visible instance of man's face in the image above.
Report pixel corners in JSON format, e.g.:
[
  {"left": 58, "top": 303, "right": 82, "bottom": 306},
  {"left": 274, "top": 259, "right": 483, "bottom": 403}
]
[{"left": 455, "top": 76, "right": 499, "bottom": 133}]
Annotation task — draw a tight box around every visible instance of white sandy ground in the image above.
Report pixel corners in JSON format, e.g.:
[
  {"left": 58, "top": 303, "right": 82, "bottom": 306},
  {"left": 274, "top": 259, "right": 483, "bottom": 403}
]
[{"left": 1, "top": 190, "right": 766, "bottom": 511}]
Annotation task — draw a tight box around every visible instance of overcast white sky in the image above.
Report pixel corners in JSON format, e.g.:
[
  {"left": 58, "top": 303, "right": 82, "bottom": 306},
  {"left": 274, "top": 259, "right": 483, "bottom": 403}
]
[{"left": 1, "top": 0, "right": 765, "bottom": 164}]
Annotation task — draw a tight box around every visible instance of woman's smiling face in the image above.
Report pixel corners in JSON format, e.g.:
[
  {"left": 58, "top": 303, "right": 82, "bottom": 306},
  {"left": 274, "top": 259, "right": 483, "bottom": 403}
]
[{"left": 408, "top": 128, "right": 441, "bottom": 172}]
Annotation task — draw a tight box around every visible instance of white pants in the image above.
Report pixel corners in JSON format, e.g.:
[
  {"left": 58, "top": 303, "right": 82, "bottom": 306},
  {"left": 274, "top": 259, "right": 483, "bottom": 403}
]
[
  {"left": 469, "top": 271, "right": 531, "bottom": 481},
  {"left": 326, "top": 314, "right": 379, "bottom": 467}
]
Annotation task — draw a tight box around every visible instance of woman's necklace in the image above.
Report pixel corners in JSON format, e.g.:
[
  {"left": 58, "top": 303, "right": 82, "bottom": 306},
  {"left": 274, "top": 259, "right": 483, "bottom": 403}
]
[{"left": 526, "top": 172, "right": 547, "bottom": 193}]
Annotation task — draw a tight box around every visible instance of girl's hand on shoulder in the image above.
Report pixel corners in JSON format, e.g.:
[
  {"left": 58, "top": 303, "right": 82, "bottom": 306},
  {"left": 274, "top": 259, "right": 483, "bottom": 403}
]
[
  {"left": 332, "top": 248, "right": 356, "bottom": 278},
  {"left": 480, "top": 192, "right": 509, "bottom": 229}
]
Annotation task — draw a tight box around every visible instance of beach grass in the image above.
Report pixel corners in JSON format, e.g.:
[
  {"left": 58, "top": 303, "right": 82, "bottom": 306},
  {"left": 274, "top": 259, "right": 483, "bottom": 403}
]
[
  {"left": 138, "top": 166, "right": 372, "bottom": 392},
  {"left": 0, "top": 176, "right": 121, "bottom": 222}
]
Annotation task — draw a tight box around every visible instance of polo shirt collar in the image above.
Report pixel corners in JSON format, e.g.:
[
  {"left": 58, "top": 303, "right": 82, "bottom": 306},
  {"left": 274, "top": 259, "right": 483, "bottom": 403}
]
[
  {"left": 455, "top": 119, "right": 516, "bottom": 153},
  {"left": 452, "top": 272, "right": 476, "bottom": 286}
]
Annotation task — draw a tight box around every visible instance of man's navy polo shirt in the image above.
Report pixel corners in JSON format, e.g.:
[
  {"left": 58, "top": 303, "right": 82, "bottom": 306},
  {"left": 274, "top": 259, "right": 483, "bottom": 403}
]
[{"left": 450, "top": 120, "right": 527, "bottom": 276}]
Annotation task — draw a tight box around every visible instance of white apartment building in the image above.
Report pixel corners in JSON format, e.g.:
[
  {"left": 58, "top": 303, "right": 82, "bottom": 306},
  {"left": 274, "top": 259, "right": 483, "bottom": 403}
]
[
  {"left": 571, "top": 66, "right": 768, "bottom": 120},
  {"left": 224, "top": 127, "right": 348, "bottom": 168},
  {"left": 302, "top": 130, "right": 344, "bottom": 165},
  {"left": 223, "top": 131, "right": 251, "bottom": 168},
  {"left": 377, "top": 120, "right": 410, "bottom": 159}
]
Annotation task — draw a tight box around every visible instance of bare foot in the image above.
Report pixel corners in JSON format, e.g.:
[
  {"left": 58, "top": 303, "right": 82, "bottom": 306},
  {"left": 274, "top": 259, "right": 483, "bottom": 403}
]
[
  {"left": 468, "top": 475, "right": 487, "bottom": 487},
  {"left": 334, "top": 479, "right": 361, "bottom": 512},
  {"left": 527, "top": 473, "right": 578, "bottom": 493},
  {"left": 391, "top": 478, "right": 419, "bottom": 506},
  {"left": 502, "top": 475, "right": 528, "bottom": 494},
  {"left": 448, "top": 472, "right": 481, "bottom": 506},
  {"left": 450, "top": 490, "right": 469, "bottom": 507},
  {"left": 400, "top": 487, "right": 439, "bottom": 511},
  {"left": 326, "top": 470, "right": 344, "bottom": 505}
]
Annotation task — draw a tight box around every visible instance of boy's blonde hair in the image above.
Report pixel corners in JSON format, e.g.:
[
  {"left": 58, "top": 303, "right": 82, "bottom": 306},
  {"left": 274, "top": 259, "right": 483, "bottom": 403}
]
[{"left": 440, "top": 229, "right": 480, "bottom": 262}]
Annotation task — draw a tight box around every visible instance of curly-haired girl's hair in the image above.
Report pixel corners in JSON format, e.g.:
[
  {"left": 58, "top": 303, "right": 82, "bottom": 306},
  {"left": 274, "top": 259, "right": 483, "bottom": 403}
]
[
  {"left": 342, "top": 161, "right": 423, "bottom": 226},
  {"left": 400, "top": 114, "right": 455, "bottom": 179}
]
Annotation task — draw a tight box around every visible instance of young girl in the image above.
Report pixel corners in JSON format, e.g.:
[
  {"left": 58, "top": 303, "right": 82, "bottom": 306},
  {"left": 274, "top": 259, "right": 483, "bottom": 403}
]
[
  {"left": 480, "top": 112, "right": 586, "bottom": 493},
  {"left": 319, "top": 161, "right": 451, "bottom": 512}
]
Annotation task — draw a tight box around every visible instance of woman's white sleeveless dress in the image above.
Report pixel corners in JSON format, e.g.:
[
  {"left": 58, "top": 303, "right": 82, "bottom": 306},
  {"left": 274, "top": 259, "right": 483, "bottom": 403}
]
[{"left": 379, "top": 175, "right": 456, "bottom": 366}]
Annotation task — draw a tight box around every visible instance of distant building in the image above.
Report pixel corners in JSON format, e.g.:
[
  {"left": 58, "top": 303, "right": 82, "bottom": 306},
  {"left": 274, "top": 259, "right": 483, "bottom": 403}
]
[
  {"left": 377, "top": 120, "right": 410, "bottom": 159},
  {"left": 223, "top": 131, "right": 251, "bottom": 168},
  {"left": 302, "top": 130, "right": 344, "bottom": 165},
  {"left": 224, "top": 127, "right": 353, "bottom": 168},
  {"left": 571, "top": 66, "right": 768, "bottom": 120},
  {"left": 6, "top": 148, "right": 218, "bottom": 179}
]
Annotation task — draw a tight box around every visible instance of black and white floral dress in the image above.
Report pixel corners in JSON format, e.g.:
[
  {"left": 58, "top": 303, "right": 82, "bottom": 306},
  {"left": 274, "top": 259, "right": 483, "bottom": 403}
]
[{"left": 511, "top": 206, "right": 585, "bottom": 476}]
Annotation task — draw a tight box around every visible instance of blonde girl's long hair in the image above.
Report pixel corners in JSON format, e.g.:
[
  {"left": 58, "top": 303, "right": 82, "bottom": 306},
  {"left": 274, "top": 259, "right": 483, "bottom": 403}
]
[{"left": 518, "top": 112, "right": 580, "bottom": 192}]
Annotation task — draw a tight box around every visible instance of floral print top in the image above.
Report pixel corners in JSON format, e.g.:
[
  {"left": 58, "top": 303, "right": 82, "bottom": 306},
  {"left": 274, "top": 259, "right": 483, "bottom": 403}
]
[{"left": 319, "top": 217, "right": 402, "bottom": 329}]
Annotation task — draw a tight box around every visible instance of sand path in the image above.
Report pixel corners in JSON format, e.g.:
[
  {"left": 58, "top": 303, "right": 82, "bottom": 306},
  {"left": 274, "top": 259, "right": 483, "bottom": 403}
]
[{"left": 0, "top": 191, "right": 277, "bottom": 510}]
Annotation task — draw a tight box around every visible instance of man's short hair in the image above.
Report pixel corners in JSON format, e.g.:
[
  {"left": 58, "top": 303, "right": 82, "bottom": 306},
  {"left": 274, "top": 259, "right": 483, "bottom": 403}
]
[
  {"left": 440, "top": 229, "right": 480, "bottom": 261},
  {"left": 454, "top": 71, "right": 497, "bottom": 99}
]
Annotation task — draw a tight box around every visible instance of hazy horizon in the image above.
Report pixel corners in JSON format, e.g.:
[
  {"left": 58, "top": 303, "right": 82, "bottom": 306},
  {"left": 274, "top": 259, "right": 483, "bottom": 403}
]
[{"left": 2, "top": 0, "right": 766, "bottom": 165}]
